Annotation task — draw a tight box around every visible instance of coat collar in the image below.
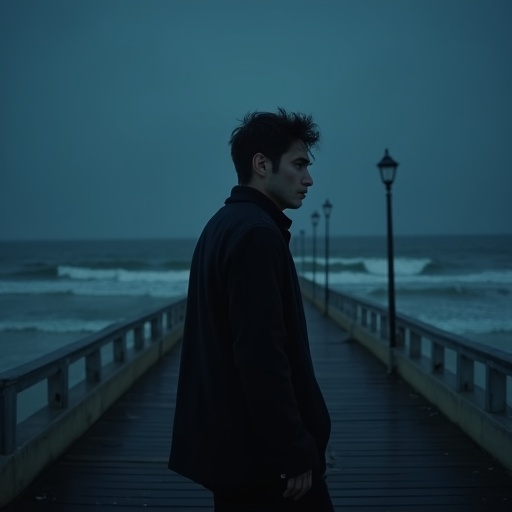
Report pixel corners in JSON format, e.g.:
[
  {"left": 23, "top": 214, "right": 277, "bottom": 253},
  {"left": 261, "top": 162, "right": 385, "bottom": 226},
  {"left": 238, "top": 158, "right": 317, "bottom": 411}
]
[{"left": 225, "top": 186, "right": 292, "bottom": 244}]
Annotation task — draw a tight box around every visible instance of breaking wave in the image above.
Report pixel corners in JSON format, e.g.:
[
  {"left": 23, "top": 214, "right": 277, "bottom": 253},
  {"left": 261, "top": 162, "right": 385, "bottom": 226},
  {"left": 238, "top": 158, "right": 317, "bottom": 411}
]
[{"left": 297, "top": 257, "right": 433, "bottom": 276}]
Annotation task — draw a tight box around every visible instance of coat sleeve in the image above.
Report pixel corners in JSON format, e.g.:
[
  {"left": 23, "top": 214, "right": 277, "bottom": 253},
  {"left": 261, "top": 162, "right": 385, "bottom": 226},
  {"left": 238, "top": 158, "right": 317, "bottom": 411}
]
[{"left": 225, "top": 225, "right": 320, "bottom": 478}]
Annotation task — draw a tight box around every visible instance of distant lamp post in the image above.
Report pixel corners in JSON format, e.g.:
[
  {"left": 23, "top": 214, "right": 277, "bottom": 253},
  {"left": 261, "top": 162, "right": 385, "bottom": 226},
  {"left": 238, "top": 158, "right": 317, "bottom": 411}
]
[
  {"left": 311, "top": 211, "right": 320, "bottom": 302},
  {"left": 299, "top": 229, "right": 305, "bottom": 275},
  {"left": 322, "top": 199, "right": 333, "bottom": 315},
  {"left": 377, "top": 148, "right": 399, "bottom": 374}
]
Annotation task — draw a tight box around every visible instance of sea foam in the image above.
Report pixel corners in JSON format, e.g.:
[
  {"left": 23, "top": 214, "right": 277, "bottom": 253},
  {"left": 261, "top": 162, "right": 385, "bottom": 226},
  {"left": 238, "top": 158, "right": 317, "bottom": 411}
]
[
  {"left": 0, "top": 279, "right": 188, "bottom": 298},
  {"left": 0, "top": 318, "right": 115, "bottom": 333},
  {"left": 58, "top": 265, "right": 190, "bottom": 282}
]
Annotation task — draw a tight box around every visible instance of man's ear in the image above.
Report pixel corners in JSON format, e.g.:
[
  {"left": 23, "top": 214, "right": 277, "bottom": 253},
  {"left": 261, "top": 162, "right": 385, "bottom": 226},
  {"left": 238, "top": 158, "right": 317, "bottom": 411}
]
[{"left": 252, "top": 153, "right": 269, "bottom": 178}]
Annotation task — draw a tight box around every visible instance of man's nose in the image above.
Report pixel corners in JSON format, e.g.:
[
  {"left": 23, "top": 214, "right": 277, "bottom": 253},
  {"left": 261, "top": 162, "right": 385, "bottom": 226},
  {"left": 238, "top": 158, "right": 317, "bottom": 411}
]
[{"left": 303, "top": 169, "right": 313, "bottom": 187}]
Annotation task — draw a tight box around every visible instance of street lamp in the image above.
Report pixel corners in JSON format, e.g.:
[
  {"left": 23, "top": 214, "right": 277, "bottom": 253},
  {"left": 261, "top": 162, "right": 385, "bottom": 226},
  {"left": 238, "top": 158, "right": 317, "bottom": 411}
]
[
  {"left": 377, "top": 148, "right": 399, "bottom": 374},
  {"left": 311, "top": 211, "right": 320, "bottom": 303},
  {"left": 322, "top": 199, "right": 333, "bottom": 315},
  {"left": 299, "top": 229, "right": 305, "bottom": 275}
]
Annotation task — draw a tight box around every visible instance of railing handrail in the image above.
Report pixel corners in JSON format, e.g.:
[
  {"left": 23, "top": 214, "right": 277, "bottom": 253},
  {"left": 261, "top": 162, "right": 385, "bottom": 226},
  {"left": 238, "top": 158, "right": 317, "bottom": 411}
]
[
  {"left": 0, "top": 302, "right": 181, "bottom": 390},
  {"left": 301, "top": 275, "right": 512, "bottom": 473},
  {"left": 395, "top": 309, "right": 512, "bottom": 367},
  {"left": 0, "top": 297, "right": 187, "bottom": 455},
  {"left": 307, "top": 278, "right": 512, "bottom": 369}
]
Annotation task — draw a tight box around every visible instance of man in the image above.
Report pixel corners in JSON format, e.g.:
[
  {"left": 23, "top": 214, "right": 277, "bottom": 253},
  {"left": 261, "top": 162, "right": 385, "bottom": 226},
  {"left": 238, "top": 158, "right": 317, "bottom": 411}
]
[{"left": 169, "top": 109, "right": 333, "bottom": 511}]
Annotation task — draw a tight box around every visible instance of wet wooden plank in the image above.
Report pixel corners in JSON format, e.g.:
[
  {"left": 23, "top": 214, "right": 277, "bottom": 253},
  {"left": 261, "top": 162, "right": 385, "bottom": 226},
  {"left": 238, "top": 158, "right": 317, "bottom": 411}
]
[{"left": 4, "top": 301, "right": 512, "bottom": 511}]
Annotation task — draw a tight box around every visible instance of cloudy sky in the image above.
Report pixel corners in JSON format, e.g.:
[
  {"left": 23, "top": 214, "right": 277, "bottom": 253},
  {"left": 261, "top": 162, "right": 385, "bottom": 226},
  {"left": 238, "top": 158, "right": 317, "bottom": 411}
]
[{"left": 1, "top": 0, "right": 511, "bottom": 240}]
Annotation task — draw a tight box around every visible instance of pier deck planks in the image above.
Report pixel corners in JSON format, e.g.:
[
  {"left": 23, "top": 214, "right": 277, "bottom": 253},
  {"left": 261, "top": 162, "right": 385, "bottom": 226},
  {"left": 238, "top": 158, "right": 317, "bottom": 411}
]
[{"left": 3, "top": 301, "right": 512, "bottom": 511}]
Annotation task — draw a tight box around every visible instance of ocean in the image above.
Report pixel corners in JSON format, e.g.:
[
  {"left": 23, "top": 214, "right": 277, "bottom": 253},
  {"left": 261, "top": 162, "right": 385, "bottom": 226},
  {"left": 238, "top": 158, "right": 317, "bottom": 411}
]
[{"left": 1, "top": 235, "right": 511, "bottom": 374}]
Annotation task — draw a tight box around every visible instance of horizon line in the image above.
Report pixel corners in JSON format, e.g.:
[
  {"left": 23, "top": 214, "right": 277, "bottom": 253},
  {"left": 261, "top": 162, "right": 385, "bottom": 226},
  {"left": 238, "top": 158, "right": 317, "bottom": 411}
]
[{"left": 1, "top": 232, "right": 511, "bottom": 243}]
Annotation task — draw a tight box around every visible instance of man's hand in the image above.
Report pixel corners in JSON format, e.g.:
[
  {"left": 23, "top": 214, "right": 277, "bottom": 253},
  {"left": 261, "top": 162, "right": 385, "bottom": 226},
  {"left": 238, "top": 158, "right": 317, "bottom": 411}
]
[{"left": 282, "top": 470, "right": 312, "bottom": 501}]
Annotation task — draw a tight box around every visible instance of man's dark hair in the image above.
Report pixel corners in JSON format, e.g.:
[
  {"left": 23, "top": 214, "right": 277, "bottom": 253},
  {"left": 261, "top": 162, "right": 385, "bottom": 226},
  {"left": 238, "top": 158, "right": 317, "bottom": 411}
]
[{"left": 229, "top": 108, "right": 320, "bottom": 185}]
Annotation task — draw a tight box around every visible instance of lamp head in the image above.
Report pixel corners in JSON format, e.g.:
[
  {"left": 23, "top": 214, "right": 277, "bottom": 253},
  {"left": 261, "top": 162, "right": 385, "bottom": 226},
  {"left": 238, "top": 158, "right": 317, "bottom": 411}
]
[
  {"left": 322, "top": 199, "right": 333, "bottom": 218},
  {"left": 377, "top": 149, "right": 399, "bottom": 185}
]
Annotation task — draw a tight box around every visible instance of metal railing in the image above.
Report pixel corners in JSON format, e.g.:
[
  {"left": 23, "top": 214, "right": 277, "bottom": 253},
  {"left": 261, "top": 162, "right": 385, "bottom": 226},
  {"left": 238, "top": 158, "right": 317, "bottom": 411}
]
[
  {"left": 0, "top": 298, "right": 186, "bottom": 455},
  {"left": 301, "top": 277, "right": 512, "bottom": 422}
]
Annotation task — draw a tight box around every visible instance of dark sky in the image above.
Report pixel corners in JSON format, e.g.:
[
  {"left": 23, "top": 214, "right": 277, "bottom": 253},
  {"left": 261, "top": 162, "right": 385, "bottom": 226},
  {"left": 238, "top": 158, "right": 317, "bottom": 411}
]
[{"left": 1, "top": 0, "right": 511, "bottom": 240}]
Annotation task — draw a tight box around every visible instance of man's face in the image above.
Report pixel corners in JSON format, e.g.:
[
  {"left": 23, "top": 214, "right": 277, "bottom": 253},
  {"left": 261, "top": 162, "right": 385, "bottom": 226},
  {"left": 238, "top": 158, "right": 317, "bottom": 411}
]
[{"left": 263, "top": 140, "right": 313, "bottom": 211}]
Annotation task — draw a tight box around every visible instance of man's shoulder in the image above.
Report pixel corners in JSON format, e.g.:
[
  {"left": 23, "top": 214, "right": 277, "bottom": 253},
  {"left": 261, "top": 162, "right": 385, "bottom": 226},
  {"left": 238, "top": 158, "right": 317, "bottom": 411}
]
[
  {"left": 210, "top": 201, "right": 278, "bottom": 233},
  {"left": 200, "top": 202, "right": 282, "bottom": 255}
]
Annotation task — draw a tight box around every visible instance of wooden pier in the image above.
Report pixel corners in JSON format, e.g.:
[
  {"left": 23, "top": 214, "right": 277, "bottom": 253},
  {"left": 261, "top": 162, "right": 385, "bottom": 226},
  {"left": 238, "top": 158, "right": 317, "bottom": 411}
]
[{"left": 3, "top": 301, "right": 512, "bottom": 511}]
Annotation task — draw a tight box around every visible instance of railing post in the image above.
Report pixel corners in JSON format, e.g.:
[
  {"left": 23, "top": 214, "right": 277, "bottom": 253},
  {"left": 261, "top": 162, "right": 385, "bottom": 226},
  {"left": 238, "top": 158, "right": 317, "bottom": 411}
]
[
  {"left": 0, "top": 383, "right": 16, "bottom": 454},
  {"left": 114, "top": 333, "right": 127, "bottom": 362},
  {"left": 86, "top": 349, "right": 102, "bottom": 383},
  {"left": 485, "top": 364, "right": 506, "bottom": 413},
  {"left": 457, "top": 353, "right": 474, "bottom": 392},
  {"left": 431, "top": 341, "right": 444, "bottom": 373},
  {"left": 48, "top": 365, "right": 69, "bottom": 408},
  {"left": 409, "top": 331, "right": 421, "bottom": 359},
  {"left": 151, "top": 316, "right": 162, "bottom": 342}
]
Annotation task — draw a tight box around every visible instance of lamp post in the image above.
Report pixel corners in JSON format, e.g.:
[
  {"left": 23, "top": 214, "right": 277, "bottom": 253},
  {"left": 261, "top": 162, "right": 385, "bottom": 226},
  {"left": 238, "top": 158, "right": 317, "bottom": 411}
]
[
  {"left": 311, "top": 211, "right": 320, "bottom": 302},
  {"left": 377, "top": 149, "right": 399, "bottom": 374},
  {"left": 322, "top": 199, "right": 333, "bottom": 315},
  {"left": 299, "top": 229, "right": 305, "bottom": 275}
]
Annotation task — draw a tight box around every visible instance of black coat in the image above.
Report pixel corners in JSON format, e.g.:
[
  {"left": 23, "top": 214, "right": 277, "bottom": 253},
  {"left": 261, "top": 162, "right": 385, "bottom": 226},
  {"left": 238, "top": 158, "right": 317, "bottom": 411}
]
[{"left": 168, "top": 186, "right": 331, "bottom": 490}]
